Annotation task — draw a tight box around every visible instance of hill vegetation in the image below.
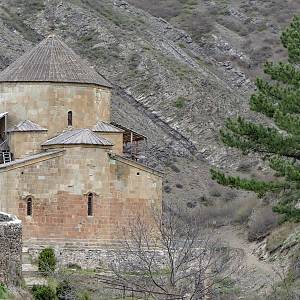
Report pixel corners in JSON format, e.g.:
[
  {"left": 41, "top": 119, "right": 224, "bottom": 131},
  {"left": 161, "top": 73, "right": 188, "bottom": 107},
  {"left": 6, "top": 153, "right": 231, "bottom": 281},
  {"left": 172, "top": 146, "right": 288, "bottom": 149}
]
[{"left": 0, "top": 0, "right": 299, "bottom": 298}]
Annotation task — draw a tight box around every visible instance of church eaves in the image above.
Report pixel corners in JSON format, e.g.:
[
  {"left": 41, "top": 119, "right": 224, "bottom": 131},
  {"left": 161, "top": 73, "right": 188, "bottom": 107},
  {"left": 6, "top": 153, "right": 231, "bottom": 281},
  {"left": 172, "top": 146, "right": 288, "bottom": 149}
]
[
  {"left": 0, "top": 35, "right": 112, "bottom": 88},
  {"left": 93, "top": 121, "right": 124, "bottom": 133},
  {"left": 8, "top": 120, "right": 47, "bottom": 132},
  {"left": 42, "top": 128, "right": 113, "bottom": 146}
]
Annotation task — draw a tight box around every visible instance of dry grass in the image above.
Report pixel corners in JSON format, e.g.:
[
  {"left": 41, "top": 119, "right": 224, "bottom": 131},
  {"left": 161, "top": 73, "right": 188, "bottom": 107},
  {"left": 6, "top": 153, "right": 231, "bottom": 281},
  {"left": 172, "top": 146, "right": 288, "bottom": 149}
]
[
  {"left": 248, "top": 206, "right": 279, "bottom": 242},
  {"left": 266, "top": 222, "right": 300, "bottom": 253},
  {"left": 193, "top": 197, "right": 259, "bottom": 227}
]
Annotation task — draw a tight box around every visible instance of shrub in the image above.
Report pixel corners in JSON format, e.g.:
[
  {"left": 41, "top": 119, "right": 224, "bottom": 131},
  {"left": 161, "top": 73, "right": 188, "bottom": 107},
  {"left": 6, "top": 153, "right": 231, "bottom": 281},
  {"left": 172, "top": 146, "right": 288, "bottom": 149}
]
[
  {"left": 32, "top": 285, "right": 58, "bottom": 300},
  {"left": 57, "top": 280, "right": 75, "bottom": 300},
  {"left": 248, "top": 206, "right": 279, "bottom": 241},
  {"left": 236, "top": 161, "right": 253, "bottom": 173},
  {"left": 195, "top": 201, "right": 236, "bottom": 226},
  {"left": 77, "top": 291, "right": 92, "bottom": 300},
  {"left": 38, "top": 248, "right": 56, "bottom": 275},
  {"left": 183, "top": 11, "right": 214, "bottom": 40},
  {"left": 266, "top": 223, "right": 299, "bottom": 253},
  {"left": 0, "top": 283, "right": 9, "bottom": 299},
  {"left": 174, "top": 97, "right": 185, "bottom": 108},
  {"left": 233, "top": 198, "right": 258, "bottom": 224},
  {"left": 66, "top": 263, "right": 82, "bottom": 270},
  {"left": 209, "top": 187, "right": 222, "bottom": 198},
  {"left": 291, "top": 248, "right": 300, "bottom": 279},
  {"left": 223, "top": 190, "right": 238, "bottom": 202}
]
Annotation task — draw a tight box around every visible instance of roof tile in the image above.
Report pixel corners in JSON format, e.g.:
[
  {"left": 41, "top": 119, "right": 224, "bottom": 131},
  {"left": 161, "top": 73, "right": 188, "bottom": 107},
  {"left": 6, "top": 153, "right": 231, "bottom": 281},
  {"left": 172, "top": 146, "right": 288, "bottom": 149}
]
[
  {"left": 8, "top": 120, "right": 47, "bottom": 132},
  {"left": 42, "top": 128, "right": 113, "bottom": 146},
  {"left": 0, "top": 35, "right": 112, "bottom": 88},
  {"left": 93, "top": 121, "right": 124, "bottom": 133}
]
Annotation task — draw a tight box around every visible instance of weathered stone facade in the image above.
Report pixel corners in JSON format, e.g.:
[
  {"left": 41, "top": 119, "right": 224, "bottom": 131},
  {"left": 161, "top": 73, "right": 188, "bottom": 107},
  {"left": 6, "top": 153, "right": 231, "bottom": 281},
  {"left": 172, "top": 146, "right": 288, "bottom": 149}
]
[
  {"left": 0, "top": 35, "right": 163, "bottom": 248},
  {"left": 0, "top": 147, "right": 161, "bottom": 243},
  {"left": 0, "top": 82, "right": 111, "bottom": 138},
  {"left": 0, "top": 212, "right": 22, "bottom": 286}
]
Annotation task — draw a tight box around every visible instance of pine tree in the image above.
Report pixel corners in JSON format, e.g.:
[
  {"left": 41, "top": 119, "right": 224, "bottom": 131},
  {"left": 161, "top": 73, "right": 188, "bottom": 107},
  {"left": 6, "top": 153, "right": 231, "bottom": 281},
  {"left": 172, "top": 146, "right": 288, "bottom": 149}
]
[{"left": 211, "top": 16, "right": 300, "bottom": 222}]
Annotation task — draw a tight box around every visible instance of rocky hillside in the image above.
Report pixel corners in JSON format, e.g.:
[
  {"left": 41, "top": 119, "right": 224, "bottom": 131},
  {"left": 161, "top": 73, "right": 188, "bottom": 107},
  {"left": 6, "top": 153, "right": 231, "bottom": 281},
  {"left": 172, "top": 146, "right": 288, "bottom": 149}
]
[
  {"left": 0, "top": 0, "right": 297, "bottom": 205},
  {"left": 128, "top": 0, "right": 300, "bottom": 79}
]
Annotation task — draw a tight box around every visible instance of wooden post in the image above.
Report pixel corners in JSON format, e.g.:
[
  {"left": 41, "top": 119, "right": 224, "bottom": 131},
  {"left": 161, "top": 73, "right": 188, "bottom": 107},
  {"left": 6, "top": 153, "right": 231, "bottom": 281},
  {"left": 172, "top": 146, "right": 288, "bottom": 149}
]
[
  {"left": 4, "top": 115, "right": 7, "bottom": 139},
  {"left": 130, "top": 132, "right": 133, "bottom": 159}
]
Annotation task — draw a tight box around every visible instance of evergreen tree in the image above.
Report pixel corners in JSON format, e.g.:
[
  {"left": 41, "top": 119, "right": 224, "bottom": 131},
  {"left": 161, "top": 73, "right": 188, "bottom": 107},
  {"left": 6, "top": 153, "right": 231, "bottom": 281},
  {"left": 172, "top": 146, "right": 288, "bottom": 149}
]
[{"left": 211, "top": 16, "right": 300, "bottom": 222}]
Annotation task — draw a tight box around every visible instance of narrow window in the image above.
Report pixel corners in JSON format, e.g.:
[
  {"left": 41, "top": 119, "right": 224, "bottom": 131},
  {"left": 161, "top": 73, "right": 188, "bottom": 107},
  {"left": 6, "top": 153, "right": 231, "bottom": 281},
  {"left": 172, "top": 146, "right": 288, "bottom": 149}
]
[
  {"left": 88, "top": 193, "right": 93, "bottom": 216},
  {"left": 27, "top": 197, "right": 32, "bottom": 216},
  {"left": 68, "top": 111, "right": 73, "bottom": 126}
]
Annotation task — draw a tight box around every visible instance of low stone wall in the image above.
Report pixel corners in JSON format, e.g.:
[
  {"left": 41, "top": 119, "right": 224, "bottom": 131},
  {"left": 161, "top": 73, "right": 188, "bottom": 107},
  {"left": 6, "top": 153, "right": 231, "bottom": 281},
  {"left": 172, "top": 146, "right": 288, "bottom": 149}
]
[
  {"left": 27, "top": 243, "right": 165, "bottom": 271},
  {"left": 0, "top": 212, "right": 22, "bottom": 286},
  {"left": 28, "top": 245, "right": 110, "bottom": 270}
]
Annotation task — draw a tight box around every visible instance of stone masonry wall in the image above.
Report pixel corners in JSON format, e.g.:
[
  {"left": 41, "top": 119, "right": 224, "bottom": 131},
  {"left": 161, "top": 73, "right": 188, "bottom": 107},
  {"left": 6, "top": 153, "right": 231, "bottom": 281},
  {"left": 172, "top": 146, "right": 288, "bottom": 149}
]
[
  {"left": 0, "top": 212, "right": 22, "bottom": 286},
  {"left": 0, "top": 147, "right": 162, "bottom": 244},
  {"left": 9, "top": 131, "right": 48, "bottom": 159},
  {"left": 0, "top": 82, "right": 111, "bottom": 138}
]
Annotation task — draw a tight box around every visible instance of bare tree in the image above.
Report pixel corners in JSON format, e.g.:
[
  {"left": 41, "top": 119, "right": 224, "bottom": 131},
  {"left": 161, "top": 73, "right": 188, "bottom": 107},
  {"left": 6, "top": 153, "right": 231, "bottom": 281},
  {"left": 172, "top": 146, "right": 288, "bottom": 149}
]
[{"left": 107, "top": 207, "right": 243, "bottom": 299}]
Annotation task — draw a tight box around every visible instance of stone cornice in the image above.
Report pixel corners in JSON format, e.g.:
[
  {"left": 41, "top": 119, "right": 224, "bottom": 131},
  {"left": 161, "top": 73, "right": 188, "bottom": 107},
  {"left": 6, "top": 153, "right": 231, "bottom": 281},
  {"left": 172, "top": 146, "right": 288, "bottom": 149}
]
[
  {"left": 0, "top": 150, "right": 65, "bottom": 173},
  {"left": 109, "top": 153, "right": 164, "bottom": 178}
]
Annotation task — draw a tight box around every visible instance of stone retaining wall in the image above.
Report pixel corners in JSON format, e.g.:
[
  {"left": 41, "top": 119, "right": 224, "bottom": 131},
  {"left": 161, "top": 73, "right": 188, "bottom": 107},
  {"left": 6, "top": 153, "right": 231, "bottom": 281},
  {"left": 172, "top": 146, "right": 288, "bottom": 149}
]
[
  {"left": 0, "top": 212, "right": 22, "bottom": 286},
  {"left": 28, "top": 245, "right": 111, "bottom": 270}
]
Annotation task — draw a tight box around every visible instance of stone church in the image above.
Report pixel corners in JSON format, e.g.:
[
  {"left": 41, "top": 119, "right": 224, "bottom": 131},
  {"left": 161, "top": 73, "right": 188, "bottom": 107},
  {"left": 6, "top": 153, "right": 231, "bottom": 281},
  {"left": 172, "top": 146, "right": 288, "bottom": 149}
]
[{"left": 0, "top": 35, "right": 162, "bottom": 246}]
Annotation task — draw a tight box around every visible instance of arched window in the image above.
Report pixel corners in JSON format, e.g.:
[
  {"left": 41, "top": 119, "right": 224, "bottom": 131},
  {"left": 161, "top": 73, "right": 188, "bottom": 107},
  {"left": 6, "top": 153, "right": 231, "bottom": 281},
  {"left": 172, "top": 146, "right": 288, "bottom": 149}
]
[
  {"left": 68, "top": 111, "right": 73, "bottom": 126},
  {"left": 88, "top": 193, "right": 93, "bottom": 216},
  {"left": 27, "top": 197, "right": 32, "bottom": 216}
]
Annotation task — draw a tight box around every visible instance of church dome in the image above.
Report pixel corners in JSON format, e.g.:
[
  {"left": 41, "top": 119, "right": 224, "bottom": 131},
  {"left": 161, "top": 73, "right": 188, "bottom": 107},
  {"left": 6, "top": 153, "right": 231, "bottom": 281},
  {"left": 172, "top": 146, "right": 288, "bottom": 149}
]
[{"left": 0, "top": 35, "right": 112, "bottom": 88}]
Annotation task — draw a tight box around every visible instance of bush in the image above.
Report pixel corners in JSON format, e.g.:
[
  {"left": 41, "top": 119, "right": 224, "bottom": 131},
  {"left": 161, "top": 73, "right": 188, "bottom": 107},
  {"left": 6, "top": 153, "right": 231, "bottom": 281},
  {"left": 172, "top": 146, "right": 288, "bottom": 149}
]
[
  {"left": 66, "top": 263, "right": 82, "bottom": 270},
  {"left": 266, "top": 222, "right": 299, "bottom": 253},
  {"left": 209, "top": 187, "right": 222, "bottom": 198},
  {"left": 194, "top": 198, "right": 258, "bottom": 227},
  {"left": 38, "top": 248, "right": 56, "bottom": 275},
  {"left": 32, "top": 285, "right": 58, "bottom": 300},
  {"left": 57, "top": 280, "right": 75, "bottom": 300},
  {"left": 0, "top": 283, "right": 9, "bottom": 299},
  {"left": 248, "top": 206, "right": 279, "bottom": 241},
  {"left": 174, "top": 97, "right": 186, "bottom": 108},
  {"left": 233, "top": 198, "right": 258, "bottom": 224},
  {"left": 291, "top": 248, "right": 300, "bottom": 279},
  {"left": 223, "top": 190, "right": 238, "bottom": 202},
  {"left": 77, "top": 291, "right": 92, "bottom": 300}
]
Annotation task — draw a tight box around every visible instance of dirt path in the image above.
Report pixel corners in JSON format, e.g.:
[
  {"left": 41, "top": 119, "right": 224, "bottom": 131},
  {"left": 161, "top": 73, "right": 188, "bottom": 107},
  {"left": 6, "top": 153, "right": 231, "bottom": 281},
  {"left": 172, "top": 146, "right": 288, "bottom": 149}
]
[{"left": 217, "top": 225, "right": 278, "bottom": 294}]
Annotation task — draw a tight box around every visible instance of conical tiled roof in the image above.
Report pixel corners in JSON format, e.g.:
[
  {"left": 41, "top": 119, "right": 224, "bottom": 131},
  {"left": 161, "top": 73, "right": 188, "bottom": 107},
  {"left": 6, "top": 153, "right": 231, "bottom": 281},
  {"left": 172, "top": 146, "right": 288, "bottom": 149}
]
[
  {"left": 42, "top": 128, "right": 113, "bottom": 146},
  {"left": 0, "top": 35, "right": 112, "bottom": 88},
  {"left": 8, "top": 120, "right": 47, "bottom": 132}
]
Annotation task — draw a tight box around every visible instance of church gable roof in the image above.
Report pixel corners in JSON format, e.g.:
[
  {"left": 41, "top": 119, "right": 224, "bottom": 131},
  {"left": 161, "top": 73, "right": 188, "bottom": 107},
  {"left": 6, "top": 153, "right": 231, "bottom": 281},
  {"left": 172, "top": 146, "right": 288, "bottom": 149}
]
[
  {"left": 93, "top": 121, "right": 124, "bottom": 133},
  {"left": 0, "top": 35, "right": 112, "bottom": 88},
  {"left": 8, "top": 120, "right": 47, "bottom": 132},
  {"left": 42, "top": 128, "right": 113, "bottom": 146}
]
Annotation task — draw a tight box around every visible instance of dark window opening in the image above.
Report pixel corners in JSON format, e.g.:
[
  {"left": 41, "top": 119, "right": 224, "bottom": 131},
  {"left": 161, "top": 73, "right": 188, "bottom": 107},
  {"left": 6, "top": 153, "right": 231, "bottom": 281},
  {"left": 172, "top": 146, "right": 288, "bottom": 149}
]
[
  {"left": 88, "top": 193, "right": 93, "bottom": 216},
  {"left": 68, "top": 111, "right": 73, "bottom": 126},
  {"left": 137, "top": 172, "right": 140, "bottom": 176},
  {"left": 27, "top": 198, "right": 32, "bottom": 216}
]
